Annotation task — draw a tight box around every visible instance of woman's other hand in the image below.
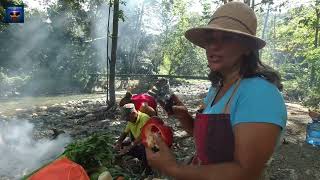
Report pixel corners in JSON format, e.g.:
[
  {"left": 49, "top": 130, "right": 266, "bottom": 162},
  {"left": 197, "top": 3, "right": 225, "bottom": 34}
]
[
  {"left": 146, "top": 134, "right": 177, "bottom": 175},
  {"left": 171, "top": 94, "right": 189, "bottom": 118}
]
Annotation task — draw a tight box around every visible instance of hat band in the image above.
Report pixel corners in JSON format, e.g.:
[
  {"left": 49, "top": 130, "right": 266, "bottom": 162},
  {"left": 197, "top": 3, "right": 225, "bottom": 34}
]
[{"left": 209, "top": 16, "right": 254, "bottom": 35}]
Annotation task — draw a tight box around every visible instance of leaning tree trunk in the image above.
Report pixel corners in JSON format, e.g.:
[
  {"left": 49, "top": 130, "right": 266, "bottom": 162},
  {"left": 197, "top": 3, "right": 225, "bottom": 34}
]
[{"left": 109, "top": 0, "right": 119, "bottom": 106}]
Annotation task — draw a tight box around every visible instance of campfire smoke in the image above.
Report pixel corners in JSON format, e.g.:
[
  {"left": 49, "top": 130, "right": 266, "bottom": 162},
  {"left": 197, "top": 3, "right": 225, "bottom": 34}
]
[{"left": 0, "top": 119, "right": 71, "bottom": 179}]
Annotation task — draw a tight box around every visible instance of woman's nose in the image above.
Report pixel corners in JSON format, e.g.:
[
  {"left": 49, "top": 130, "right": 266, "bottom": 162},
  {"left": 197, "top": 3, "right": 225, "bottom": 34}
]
[{"left": 206, "top": 39, "right": 222, "bottom": 51}]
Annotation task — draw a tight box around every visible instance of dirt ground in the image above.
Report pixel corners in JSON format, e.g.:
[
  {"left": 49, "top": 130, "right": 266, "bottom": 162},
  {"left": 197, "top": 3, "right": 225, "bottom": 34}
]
[
  {"left": 1, "top": 81, "right": 320, "bottom": 180},
  {"left": 264, "top": 103, "right": 320, "bottom": 180}
]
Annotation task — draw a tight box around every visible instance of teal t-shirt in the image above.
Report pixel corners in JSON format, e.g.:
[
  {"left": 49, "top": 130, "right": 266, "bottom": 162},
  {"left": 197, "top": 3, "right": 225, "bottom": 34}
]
[{"left": 203, "top": 77, "right": 287, "bottom": 130}]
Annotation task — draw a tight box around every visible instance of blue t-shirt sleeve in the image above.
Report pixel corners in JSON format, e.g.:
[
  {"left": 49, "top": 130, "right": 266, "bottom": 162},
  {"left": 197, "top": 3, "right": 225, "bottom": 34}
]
[{"left": 232, "top": 80, "right": 287, "bottom": 129}]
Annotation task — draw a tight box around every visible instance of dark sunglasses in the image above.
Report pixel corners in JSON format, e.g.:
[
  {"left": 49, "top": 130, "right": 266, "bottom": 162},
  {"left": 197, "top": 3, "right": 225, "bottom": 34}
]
[{"left": 205, "top": 33, "right": 243, "bottom": 45}]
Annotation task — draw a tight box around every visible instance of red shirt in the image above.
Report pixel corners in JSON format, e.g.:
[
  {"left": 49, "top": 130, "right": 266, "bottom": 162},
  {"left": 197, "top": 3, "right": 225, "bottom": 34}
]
[{"left": 131, "top": 93, "right": 157, "bottom": 111}]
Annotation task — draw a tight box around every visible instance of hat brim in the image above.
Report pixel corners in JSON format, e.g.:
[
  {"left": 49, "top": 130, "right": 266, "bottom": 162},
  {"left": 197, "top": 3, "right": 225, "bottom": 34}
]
[{"left": 185, "top": 26, "right": 266, "bottom": 49}]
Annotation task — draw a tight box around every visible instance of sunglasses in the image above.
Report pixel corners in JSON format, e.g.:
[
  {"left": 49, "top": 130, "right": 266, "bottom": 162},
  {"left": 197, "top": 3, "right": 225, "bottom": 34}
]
[{"left": 205, "top": 33, "right": 243, "bottom": 45}]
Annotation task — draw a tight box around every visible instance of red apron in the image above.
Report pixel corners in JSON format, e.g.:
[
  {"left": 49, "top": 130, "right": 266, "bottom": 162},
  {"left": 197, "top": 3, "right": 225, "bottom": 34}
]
[{"left": 193, "top": 79, "right": 241, "bottom": 165}]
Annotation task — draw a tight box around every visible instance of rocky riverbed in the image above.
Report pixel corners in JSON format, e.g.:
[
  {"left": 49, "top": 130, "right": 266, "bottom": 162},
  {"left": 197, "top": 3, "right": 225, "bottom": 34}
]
[{"left": 0, "top": 81, "right": 319, "bottom": 180}]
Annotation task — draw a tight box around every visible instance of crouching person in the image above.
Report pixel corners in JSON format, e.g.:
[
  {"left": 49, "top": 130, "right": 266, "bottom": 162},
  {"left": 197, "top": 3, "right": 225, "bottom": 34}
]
[
  {"left": 115, "top": 103, "right": 153, "bottom": 176},
  {"left": 119, "top": 91, "right": 157, "bottom": 117}
]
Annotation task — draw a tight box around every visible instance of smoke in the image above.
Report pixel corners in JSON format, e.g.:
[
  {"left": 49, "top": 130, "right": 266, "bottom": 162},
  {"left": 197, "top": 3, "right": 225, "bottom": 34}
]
[
  {"left": 0, "top": 9, "right": 73, "bottom": 96},
  {"left": 91, "top": 3, "right": 112, "bottom": 74},
  {"left": 0, "top": 119, "right": 71, "bottom": 179},
  {"left": 5, "top": 16, "right": 51, "bottom": 73}
]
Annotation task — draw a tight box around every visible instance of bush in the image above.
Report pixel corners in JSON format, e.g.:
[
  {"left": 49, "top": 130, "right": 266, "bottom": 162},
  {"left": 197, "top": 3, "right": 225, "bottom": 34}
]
[
  {"left": 0, "top": 70, "right": 29, "bottom": 97},
  {"left": 303, "top": 90, "right": 320, "bottom": 109}
]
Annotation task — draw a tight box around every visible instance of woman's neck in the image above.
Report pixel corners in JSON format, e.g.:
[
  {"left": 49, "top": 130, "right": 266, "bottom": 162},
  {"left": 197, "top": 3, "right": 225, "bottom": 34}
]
[{"left": 221, "top": 68, "right": 240, "bottom": 86}]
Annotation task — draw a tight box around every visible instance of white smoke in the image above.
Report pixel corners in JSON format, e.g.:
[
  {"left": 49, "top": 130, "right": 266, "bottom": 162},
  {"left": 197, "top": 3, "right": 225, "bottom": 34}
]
[
  {"left": 0, "top": 119, "right": 71, "bottom": 179},
  {"left": 91, "top": 3, "right": 112, "bottom": 74}
]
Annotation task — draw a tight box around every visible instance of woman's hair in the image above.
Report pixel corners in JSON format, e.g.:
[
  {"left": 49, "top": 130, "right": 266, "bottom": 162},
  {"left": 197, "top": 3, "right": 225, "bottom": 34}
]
[
  {"left": 119, "top": 91, "right": 133, "bottom": 107},
  {"left": 208, "top": 50, "right": 283, "bottom": 91}
]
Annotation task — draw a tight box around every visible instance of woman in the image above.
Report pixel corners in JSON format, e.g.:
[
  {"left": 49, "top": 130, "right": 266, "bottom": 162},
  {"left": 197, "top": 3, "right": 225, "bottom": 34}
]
[{"left": 146, "top": 2, "right": 287, "bottom": 180}]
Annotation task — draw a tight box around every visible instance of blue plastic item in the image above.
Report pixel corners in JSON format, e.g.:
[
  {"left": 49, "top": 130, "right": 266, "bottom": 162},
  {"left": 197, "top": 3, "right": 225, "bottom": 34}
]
[{"left": 306, "top": 119, "right": 320, "bottom": 146}]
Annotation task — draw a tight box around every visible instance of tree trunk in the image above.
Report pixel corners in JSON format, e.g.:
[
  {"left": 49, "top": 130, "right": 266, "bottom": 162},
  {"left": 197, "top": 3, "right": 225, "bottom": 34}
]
[
  {"left": 223, "top": 0, "right": 228, "bottom": 4},
  {"left": 260, "top": 2, "right": 270, "bottom": 58},
  {"left": 244, "top": 0, "right": 250, "bottom": 6},
  {"left": 251, "top": 0, "right": 255, "bottom": 10},
  {"left": 109, "top": 0, "right": 119, "bottom": 106},
  {"left": 314, "top": 8, "right": 319, "bottom": 48},
  {"left": 130, "top": 2, "right": 145, "bottom": 73},
  {"left": 310, "top": 6, "right": 319, "bottom": 87},
  {"left": 261, "top": 2, "right": 271, "bottom": 40}
]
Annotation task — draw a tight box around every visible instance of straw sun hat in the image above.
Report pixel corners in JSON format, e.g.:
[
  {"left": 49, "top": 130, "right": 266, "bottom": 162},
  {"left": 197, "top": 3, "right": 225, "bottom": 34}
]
[{"left": 185, "top": 2, "right": 266, "bottom": 49}]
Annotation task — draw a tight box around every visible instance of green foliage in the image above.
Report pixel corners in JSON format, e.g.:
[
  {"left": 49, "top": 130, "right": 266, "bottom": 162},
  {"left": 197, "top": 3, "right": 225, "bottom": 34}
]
[
  {"left": 63, "top": 134, "right": 115, "bottom": 171},
  {"left": 263, "top": 3, "right": 320, "bottom": 108},
  {"left": 1, "top": 0, "right": 320, "bottom": 108},
  {"left": 22, "top": 133, "right": 138, "bottom": 180},
  {"left": 0, "top": 68, "right": 29, "bottom": 96},
  {"left": 0, "top": 0, "right": 111, "bottom": 95},
  {"left": 155, "top": 0, "right": 208, "bottom": 76},
  {"left": 303, "top": 89, "right": 320, "bottom": 108},
  {"left": 63, "top": 133, "right": 139, "bottom": 179}
]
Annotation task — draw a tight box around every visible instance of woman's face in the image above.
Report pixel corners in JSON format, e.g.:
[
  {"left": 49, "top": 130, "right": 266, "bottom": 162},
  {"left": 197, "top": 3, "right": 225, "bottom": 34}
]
[
  {"left": 127, "top": 111, "right": 138, "bottom": 123},
  {"left": 204, "top": 31, "right": 250, "bottom": 74}
]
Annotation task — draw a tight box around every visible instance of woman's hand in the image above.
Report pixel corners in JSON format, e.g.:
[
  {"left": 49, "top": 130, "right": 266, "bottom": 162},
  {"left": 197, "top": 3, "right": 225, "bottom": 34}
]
[
  {"left": 146, "top": 134, "right": 178, "bottom": 175},
  {"left": 171, "top": 94, "right": 189, "bottom": 118},
  {"left": 170, "top": 94, "right": 194, "bottom": 135}
]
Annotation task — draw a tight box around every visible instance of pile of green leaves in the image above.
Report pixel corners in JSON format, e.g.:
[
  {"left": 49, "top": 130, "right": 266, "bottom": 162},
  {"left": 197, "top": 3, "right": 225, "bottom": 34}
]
[
  {"left": 62, "top": 133, "right": 115, "bottom": 172},
  {"left": 62, "top": 133, "right": 139, "bottom": 179},
  {"left": 22, "top": 133, "right": 142, "bottom": 180}
]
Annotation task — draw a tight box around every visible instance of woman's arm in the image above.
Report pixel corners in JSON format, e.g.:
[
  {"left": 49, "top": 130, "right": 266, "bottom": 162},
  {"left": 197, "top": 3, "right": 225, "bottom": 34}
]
[
  {"left": 140, "top": 103, "right": 157, "bottom": 116},
  {"left": 147, "top": 123, "right": 281, "bottom": 180},
  {"left": 171, "top": 95, "right": 194, "bottom": 135},
  {"left": 172, "top": 105, "right": 194, "bottom": 135}
]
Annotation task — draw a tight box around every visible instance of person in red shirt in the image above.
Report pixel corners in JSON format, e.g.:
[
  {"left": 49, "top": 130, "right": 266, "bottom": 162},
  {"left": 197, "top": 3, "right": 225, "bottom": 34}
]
[
  {"left": 119, "top": 78, "right": 170, "bottom": 117},
  {"left": 119, "top": 91, "right": 157, "bottom": 117}
]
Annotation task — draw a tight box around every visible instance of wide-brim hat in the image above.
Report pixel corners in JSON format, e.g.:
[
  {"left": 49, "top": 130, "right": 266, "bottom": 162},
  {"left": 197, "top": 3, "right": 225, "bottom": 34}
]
[{"left": 185, "top": 2, "right": 266, "bottom": 49}]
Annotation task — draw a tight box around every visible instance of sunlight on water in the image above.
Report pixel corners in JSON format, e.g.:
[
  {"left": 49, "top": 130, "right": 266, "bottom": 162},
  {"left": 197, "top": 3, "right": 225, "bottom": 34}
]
[{"left": 0, "top": 93, "right": 115, "bottom": 116}]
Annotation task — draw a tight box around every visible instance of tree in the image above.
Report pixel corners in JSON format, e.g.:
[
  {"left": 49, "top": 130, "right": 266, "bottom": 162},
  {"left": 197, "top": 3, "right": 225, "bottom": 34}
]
[
  {"left": 309, "top": 0, "right": 320, "bottom": 87},
  {"left": 109, "top": 0, "right": 120, "bottom": 106}
]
